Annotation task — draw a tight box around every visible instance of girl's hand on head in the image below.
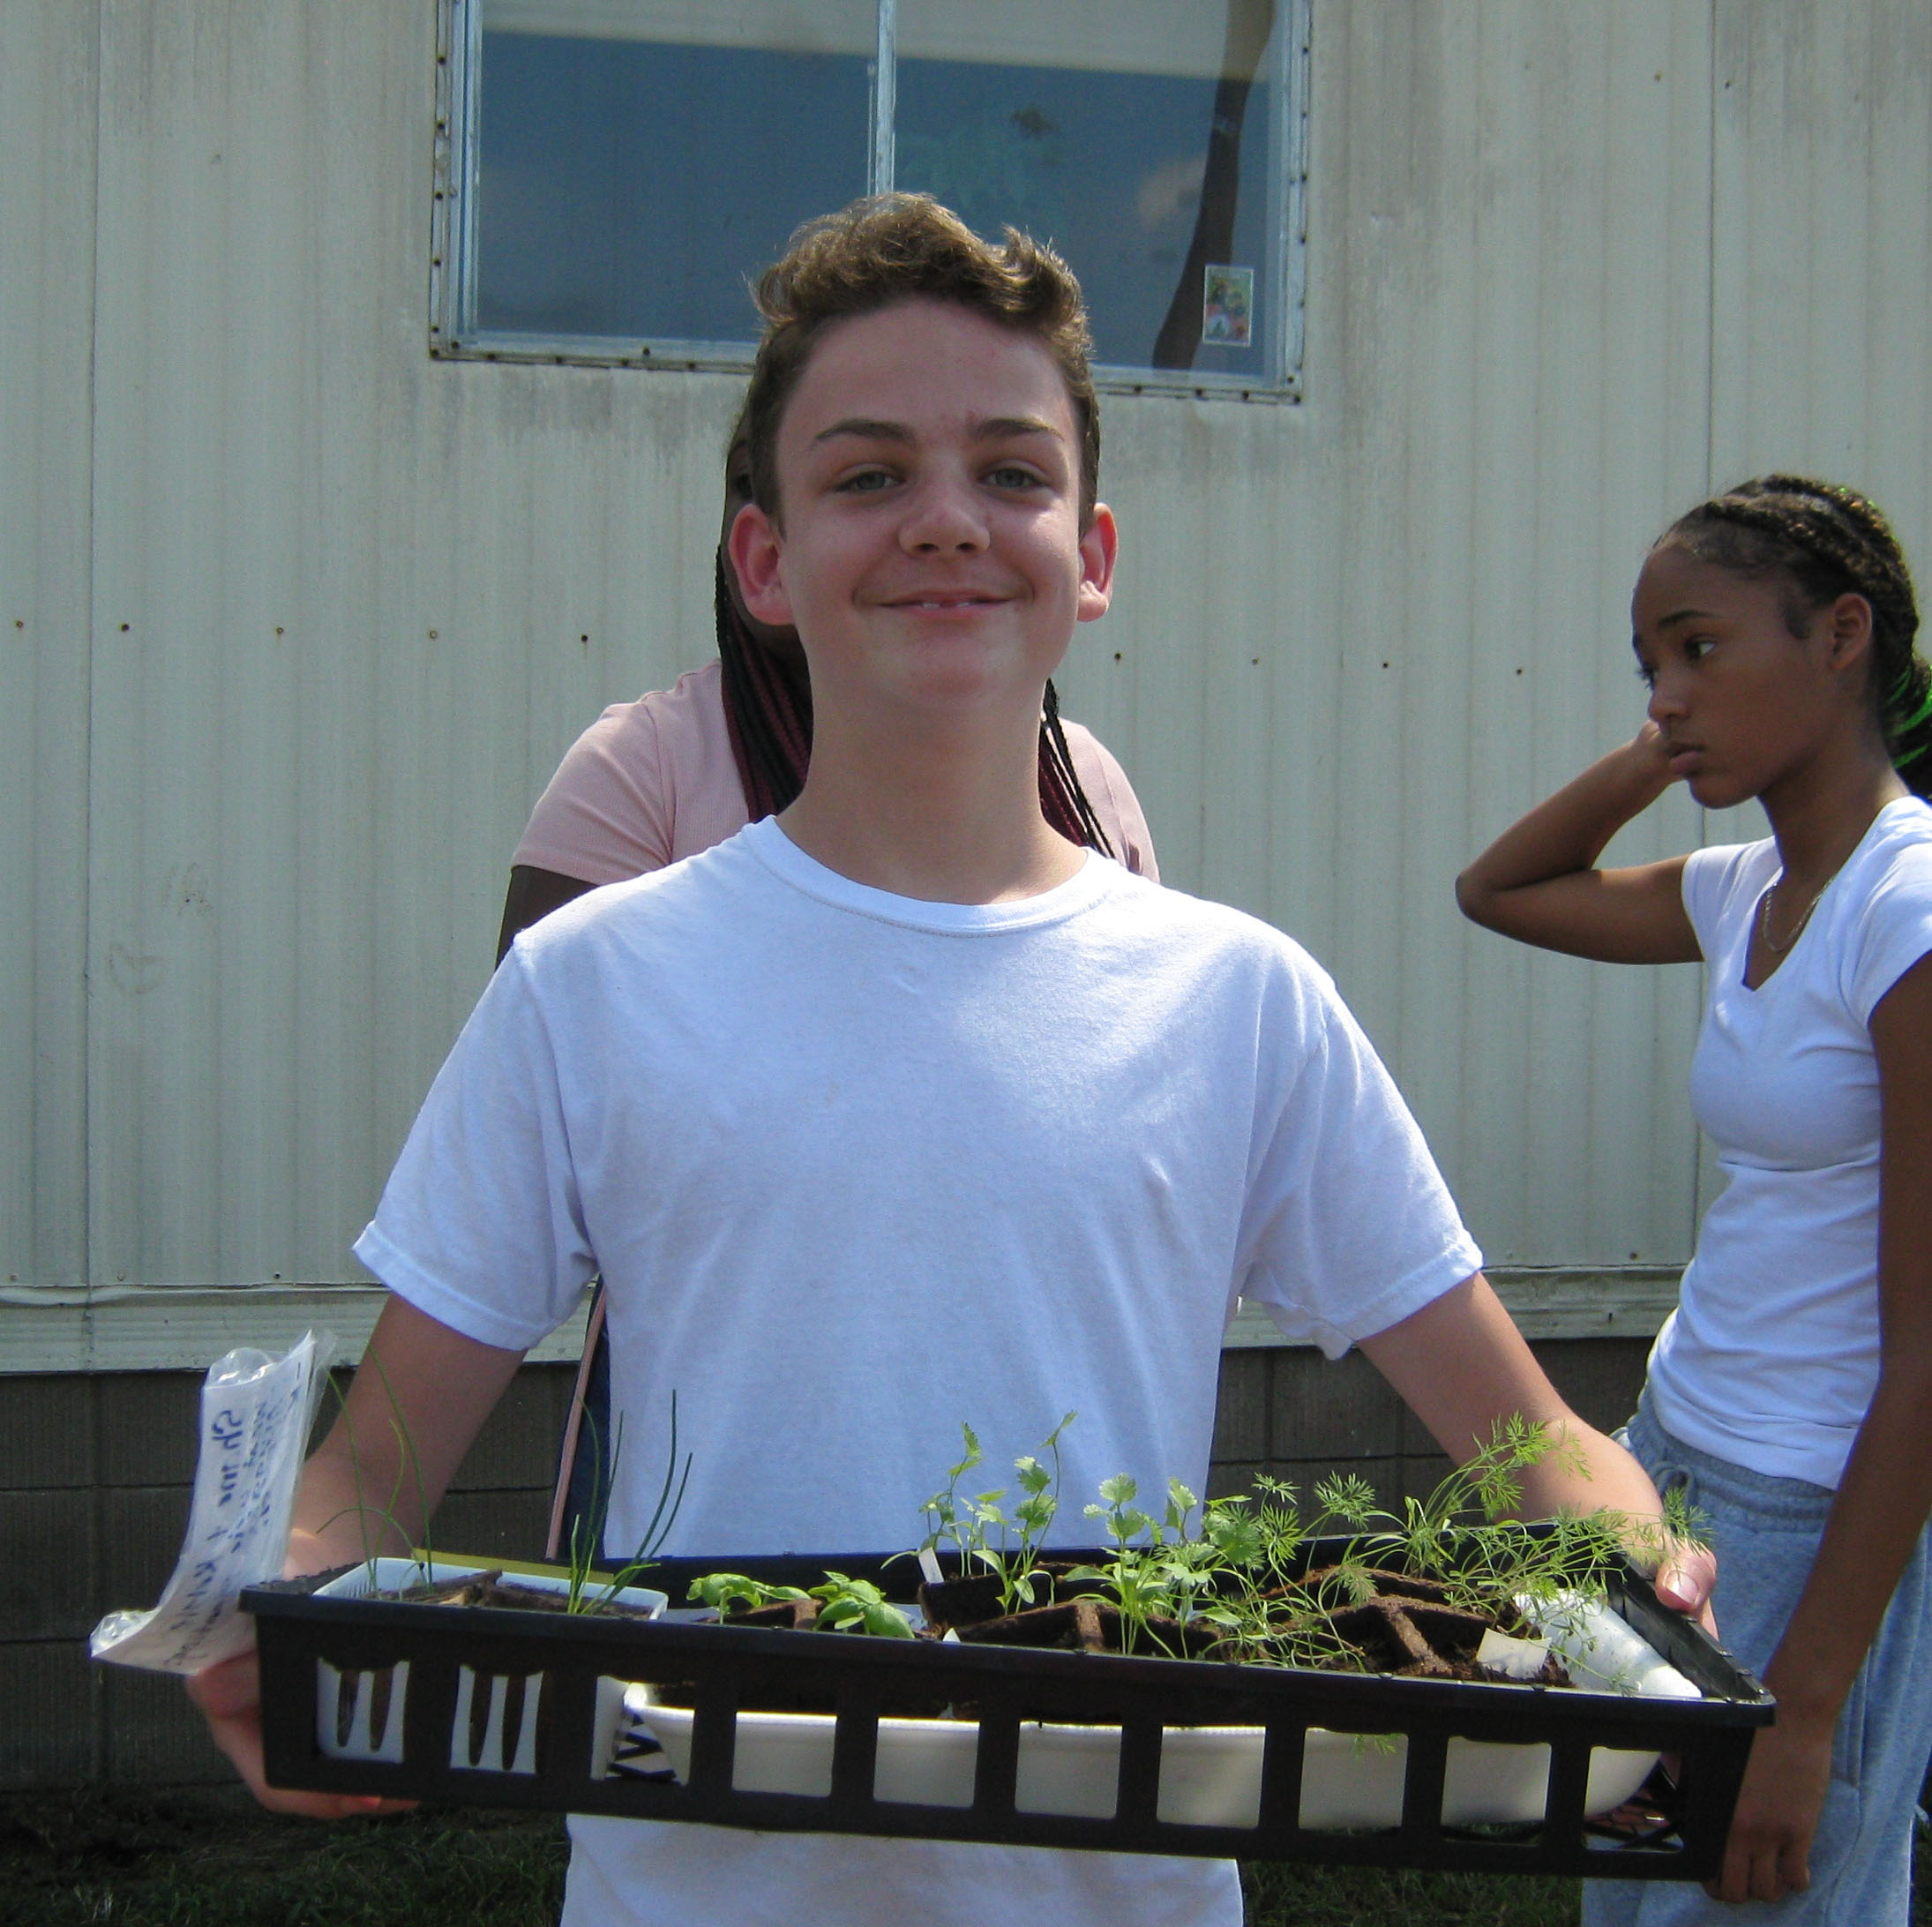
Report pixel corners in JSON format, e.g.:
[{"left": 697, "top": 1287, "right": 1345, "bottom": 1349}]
[
  {"left": 1624, "top": 719, "right": 1676, "bottom": 784},
  {"left": 1705, "top": 1710, "right": 1834, "bottom": 1904}
]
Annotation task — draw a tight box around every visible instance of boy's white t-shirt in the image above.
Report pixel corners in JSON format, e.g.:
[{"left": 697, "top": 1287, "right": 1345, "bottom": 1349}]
[
  {"left": 356, "top": 818, "right": 1482, "bottom": 1927},
  {"left": 1648, "top": 796, "right": 1932, "bottom": 1489}
]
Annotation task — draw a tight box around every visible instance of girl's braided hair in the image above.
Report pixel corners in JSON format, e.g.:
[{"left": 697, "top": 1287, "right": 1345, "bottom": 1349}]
[{"left": 1663, "top": 474, "right": 1930, "bottom": 792}]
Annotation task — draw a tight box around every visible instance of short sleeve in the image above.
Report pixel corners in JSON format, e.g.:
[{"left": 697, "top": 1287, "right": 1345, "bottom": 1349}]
[
  {"left": 1060, "top": 721, "right": 1160, "bottom": 882},
  {"left": 353, "top": 954, "right": 596, "bottom": 1351},
  {"left": 1233, "top": 973, "right": 1482, "bottom": 1358},
  {"left": 512, "top": 699, "right": 678, "bottom": 884},
  {"left": 1847, "top": 837, "right": 1932, "bottom": 1023},
  {"left": 1681, "top": 840, "right": 1769, "bottom": 959}
]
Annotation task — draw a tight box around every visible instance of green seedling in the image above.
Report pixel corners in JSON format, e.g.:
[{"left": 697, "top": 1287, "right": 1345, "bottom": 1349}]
[
  {"left": 689, "top": 1573, "right": 812, "bottom": 1616},
  {"left": 809, "top": 1573, "right": 915, "bottom": 1638},
  {"left": 563, "top": 1391, "right": 693, "bottom": 1615},
  {"left": 917, "top": 1421, "right": 986, "bottom": 1569},
  {"left": 1053, "top": 1419, "right": 1708, "bottom": 1676},
  {"left": 690, "top": 1570, "right": 911, "bottom": 1636},
  {"left": 689, "top": 1416, "right": 1710, "bottom": 1685},
  {"left": 917, "top": 1413, "right": 1076, "bottom": 1613},
  {"left": 1068, "top": 1474, "right": 1260, "bottom": 1656},
  {"left": 324, "top": 1363, "right": 692, "bottom": 1616},
  {"left": 318, "top": 1350, "right": 440, "bottom": 1593}
]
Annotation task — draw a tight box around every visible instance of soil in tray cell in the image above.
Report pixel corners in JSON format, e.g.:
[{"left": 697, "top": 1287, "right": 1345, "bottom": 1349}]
[{"left": 387, "top": 1571, "right": 660, "bottom": 1622}]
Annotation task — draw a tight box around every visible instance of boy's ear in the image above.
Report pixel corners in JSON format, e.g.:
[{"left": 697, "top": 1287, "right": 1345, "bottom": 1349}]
[
  {"left": 728, "top": 500, "right": 792, "bottom": 629},
  {"left": 1075, "top": 505, "right": 1120, "bottom": 626}
]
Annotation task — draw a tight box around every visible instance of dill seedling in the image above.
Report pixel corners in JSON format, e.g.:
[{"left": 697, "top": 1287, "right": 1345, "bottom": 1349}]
[{"left": 1061, "top": 1421, "right": 1696, "bottom": 1676}]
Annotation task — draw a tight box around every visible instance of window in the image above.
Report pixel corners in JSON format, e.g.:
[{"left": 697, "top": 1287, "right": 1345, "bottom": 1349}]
[{"left": 433, "top": 0, "right": 1309, "bottom": 397}]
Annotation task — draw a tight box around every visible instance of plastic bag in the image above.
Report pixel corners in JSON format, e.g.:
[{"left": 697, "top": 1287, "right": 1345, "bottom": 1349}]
[{"left": 90, "top": 1328, "right": 334, "bottom": 1674}]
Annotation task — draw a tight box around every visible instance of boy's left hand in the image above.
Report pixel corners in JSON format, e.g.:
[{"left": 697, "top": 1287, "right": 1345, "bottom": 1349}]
[
  {"left": 1652, "top": 1540, "right": 1719, "bottom": 1636},
  {"left": 1705, "top": 1712, "right": 1833, "bottom": 1903}
]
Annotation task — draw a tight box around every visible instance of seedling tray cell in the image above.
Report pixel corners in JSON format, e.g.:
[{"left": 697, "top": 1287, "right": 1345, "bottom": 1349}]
[{"left": 243, "top": 1544, "right": 1771, "bottom": 1878}]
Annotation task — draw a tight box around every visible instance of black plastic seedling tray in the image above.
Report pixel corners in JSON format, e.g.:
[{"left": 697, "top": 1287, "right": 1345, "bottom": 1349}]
[{"left": 244, "top": 1541, "right": 1771, "bottom": 1879}]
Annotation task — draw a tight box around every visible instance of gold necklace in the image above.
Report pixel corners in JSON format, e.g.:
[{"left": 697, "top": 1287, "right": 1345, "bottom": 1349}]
[{"left": 1759, "top": 878, "right": 1828, "bottom": 954}]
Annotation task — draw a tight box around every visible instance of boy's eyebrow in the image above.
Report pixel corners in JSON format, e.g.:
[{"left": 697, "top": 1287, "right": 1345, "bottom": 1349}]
[
  {"left": 813, "top": 417, "right": 916, "bottom": 446},
  {"left": 972, "top": 415, "right": 1060, "bottom": 441},
  {"left": 1654, "top": 607, "right": 1720, "bottom": 628},
  {"left": 810, "top": 415, "right": 1063, "bottom": 446}
]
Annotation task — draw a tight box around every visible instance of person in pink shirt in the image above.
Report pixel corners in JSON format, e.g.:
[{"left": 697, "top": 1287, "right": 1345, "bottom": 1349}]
[{"left": 494, "top": 422, "right": 1162, "bottom": 1553}]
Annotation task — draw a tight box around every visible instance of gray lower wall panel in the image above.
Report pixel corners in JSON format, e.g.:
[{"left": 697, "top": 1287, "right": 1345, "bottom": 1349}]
[
  {"left": 0, "top": 1488, "right": 101, "bottom": 1643},
  {"left": 0, "top": 1372, "right": 97, "bottom": 1488},
  {"left": 94, "top": 1374, "right": 206, "bottom": 1488},
  {"left": 0, "top": 1642, "right": 101, "bottom": 1788},
  {"left": 101, "top": 1660, "right": 234, "bottom": 1787},
  {"left": 0, "top": 1340, "right": 1652, "bottom": 1789}
]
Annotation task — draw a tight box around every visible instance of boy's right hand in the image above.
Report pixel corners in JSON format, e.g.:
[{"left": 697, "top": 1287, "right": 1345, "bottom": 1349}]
[
  {"left": 186, "top": 1647, "right": 414, "bottom": 1819},
  {"left": 183, "top": 1299, "right": 520, "bottom": 1819}
]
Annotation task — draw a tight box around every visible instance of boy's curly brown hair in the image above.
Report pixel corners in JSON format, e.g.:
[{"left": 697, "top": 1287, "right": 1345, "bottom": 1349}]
[{"left": 741, "top": 194, "right": 1100, "bottom": 528}]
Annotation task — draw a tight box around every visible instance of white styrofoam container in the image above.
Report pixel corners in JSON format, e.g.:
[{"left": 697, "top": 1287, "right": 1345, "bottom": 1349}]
[
  {"left": 310, "top": 1558, "right": 666, "bottom": 1775},
  {"left": 617, "top": 1593, "right": 1696, "bottom": 1830}
]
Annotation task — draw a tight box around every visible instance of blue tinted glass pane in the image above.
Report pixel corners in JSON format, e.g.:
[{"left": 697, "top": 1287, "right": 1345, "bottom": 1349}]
[
  {"left": 476, "top": 34, "right": 869, "bottom": 342},
  {"left": 895, "top": 50, "right": 1277, "bottom": 378}
]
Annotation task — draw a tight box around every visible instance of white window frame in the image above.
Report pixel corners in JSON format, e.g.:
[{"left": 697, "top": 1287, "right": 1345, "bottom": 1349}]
[{"left": 430, "top": 0, "right": 1311, "bottom": 399}]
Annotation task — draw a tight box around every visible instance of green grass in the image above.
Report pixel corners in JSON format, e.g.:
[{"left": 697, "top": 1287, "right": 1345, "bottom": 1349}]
[
  {"left": 1245, "top": 1859, "right": 1579, "bottom": 1926},
  {"left": 2, "top": 1791, "right": 569, "bottom": 1927},
  {"left": 3, "top": 1789, "right": 1924, "bottom": 1926}
]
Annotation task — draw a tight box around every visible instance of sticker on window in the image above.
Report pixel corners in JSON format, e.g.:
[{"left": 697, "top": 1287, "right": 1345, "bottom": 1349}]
[{"left": 1202, "top": 265, "right": 1254, "bottom": 348}]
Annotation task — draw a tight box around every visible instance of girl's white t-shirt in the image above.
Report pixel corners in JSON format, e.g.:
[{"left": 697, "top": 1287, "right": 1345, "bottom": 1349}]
[{"left": 1647, "top": 797, "right": 1932, "bottom": 1488}]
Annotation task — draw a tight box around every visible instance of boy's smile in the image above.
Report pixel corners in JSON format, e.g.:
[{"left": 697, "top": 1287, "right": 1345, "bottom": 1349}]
[{"left": 729, "top": 299, "right": 1116, "bottom": 728}]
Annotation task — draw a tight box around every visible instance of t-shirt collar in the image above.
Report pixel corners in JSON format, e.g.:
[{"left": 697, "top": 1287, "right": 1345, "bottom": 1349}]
[{"left": 741, "top": 815, "right": 1121, "bottom": 934}]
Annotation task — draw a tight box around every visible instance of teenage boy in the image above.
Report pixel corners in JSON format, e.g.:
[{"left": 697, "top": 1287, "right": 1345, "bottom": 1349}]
[{"left": 193, "top": 198, "right": 1700, "bottom": 1927}]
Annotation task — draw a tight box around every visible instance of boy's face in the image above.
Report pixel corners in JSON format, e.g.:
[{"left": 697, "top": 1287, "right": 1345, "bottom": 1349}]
[{"left": 728, "top": 298, "right": 1116, "bottom": 726}]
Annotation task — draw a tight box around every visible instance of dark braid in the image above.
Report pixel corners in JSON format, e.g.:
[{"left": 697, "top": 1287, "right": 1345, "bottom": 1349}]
[
  {"left": 715, "top": 550, "right": 1120, "bottom": 856},
  {"left": 715, "top": 551, "right": 812, "bottom": 817},
  {"left": 1039, "top": 681, "right": 1118, "bottom": 859},
  {"left": 1666, "top": 475, "right": 1930, "bottom": 792}
]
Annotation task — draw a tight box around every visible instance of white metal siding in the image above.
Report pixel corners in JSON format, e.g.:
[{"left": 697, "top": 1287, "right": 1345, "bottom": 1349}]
[
  {"left": 1, "top": 1, "right": 97, "bottom": 1291},
  {"left": 4, "top": 2, "right": 1930, "bottom": 1335},
  {"left": 1067, "top": 2, "right": 1724, "bottom": 1269}
]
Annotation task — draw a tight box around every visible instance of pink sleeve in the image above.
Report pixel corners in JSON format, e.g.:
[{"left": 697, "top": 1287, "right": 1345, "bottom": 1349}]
[
  {"left": 512, "top": 698, "right": 680, "bottom": 885},
  {"left": 1060, "top": 721, "right": 1160, "bottom": 883}
]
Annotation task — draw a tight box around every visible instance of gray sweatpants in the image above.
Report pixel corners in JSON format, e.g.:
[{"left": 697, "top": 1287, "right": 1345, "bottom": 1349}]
[{"left": 1584, "top": 1394, "right": 1932, "bottom": 1927}]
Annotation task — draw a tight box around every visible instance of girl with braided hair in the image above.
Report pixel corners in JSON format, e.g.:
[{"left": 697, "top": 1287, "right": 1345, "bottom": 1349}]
[
  {"left": 1460, "top": 476, "right": 1932, "bottom": 1920},
  {"left": 495, "top": 421, "right": 1158, "bottom": 1558}
]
